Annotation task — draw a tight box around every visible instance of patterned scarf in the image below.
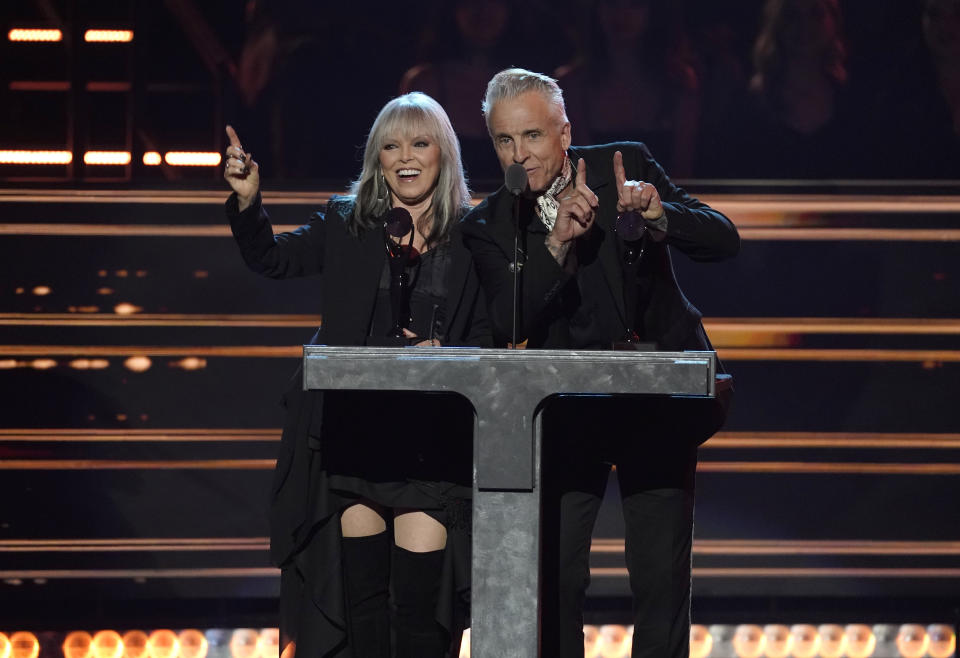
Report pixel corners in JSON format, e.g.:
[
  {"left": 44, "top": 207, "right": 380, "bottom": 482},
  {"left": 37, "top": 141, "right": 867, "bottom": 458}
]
[{"left": 534, "top": 153, "right": 573, "bottom": 232}]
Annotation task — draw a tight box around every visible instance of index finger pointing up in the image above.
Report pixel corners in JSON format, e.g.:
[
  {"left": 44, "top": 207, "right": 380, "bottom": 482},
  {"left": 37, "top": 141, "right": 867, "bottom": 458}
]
[
  {"left": 613, "top": 150, "right": 627, "bottom": 190},
  {"left": 575, "top": 157, "right": 587, "bottom": 189},
  {"left": 225, "top": 125, "right": 242, "bottom": 149}
]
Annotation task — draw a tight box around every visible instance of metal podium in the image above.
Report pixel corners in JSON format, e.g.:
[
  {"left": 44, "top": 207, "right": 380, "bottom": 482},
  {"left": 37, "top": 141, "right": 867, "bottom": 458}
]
[{"left": 303, "top": 346, "right": 717, "bottom": 658}]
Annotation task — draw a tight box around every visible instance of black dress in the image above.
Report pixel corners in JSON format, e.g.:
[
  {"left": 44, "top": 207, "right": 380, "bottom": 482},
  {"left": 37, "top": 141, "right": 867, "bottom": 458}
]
[
  {"left": 292, "top": 243, "right": 474, "bottom": 657},
  {"left": 226, "top": 194, "right": 487, "bottom": 657}
]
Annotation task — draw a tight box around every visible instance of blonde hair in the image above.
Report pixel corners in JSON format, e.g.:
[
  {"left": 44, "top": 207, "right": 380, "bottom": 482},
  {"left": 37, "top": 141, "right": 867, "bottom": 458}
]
[{"left": 349, "top": 92, "right": 471, "bottom": 245}]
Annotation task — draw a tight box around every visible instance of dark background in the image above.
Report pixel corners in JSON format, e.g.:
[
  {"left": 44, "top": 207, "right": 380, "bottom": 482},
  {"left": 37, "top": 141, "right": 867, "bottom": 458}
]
[{"left": 1, "top": 0, "right": 960, "bottom": 642}]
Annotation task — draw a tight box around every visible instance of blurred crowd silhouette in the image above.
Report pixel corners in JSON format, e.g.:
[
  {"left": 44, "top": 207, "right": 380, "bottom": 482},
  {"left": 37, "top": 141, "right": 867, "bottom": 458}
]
[{"left": 229, "top": 0, "right": 960, "bottom": 186}]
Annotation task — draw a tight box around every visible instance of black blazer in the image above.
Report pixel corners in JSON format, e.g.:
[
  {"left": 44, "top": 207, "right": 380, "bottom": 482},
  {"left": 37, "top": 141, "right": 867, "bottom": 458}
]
[
  {"left": 226, "top": 193, "right": 490, "bottom": 566},
  {"left": 461, "top": 142, "right": 739, "bottom": 350}
]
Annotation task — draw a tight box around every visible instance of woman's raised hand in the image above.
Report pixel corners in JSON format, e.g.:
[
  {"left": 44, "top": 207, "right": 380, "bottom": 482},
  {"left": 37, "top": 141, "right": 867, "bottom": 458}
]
[{"left": 224, "top": 125, "right": 260, "bottom": 211}]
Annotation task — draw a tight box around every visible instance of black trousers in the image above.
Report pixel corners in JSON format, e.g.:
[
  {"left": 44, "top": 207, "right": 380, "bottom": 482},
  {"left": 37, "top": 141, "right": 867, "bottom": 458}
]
[{"left": 540, "top": 396, "right": 701, "bottom": 658}]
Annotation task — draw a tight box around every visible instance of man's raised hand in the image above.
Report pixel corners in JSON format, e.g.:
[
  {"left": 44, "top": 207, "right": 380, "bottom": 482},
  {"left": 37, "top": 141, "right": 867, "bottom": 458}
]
[
  {"left": 552, "top": 157, "right": 599, "bottom": 243},
  {"left": 614, "top": 150, "right": 663, "bottom": 220}
]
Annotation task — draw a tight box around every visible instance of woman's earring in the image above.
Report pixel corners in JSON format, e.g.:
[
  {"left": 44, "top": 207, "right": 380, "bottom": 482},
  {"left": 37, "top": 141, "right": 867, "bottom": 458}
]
[{"left": 376, "top": 168, "right": 388, "bottom": 202}]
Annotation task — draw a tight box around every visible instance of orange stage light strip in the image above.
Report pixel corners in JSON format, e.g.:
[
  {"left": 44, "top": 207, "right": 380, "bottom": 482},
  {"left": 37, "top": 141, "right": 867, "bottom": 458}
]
[
  {"left": 706, "top": 431, "right": 960, "bottom": 449},
  {"left": 2, "top": 189, "right": 960, "bottom": 212},
  {"left": 86, "top": 81, "right": 131, "bottom": 92},
  {"left": 0, "top": 459, "right": 276, "bottom": 470},
  {"left": 697, "top": 194, "right": 960, "bottom": 214},
  {"left": 0, "top": 428, "right": 279, "bottom": 442},
  {"left": 0, "top": 222, "right": 960, "bottom": 242},
  {"left": 0, "top": 567, "right": 278, "bottom": 579},
  {"left": 8, "top": 28, "right": 62, "bottom": 42},
  {"left": 0, "top": 345, "right": 300, "bottom": 357},
  {"left": 0, "top": 538, "right": 269, "bottom": 552},
  {"left": 83, "top": 151, "right": 132, "bottom": 166},
  {"left": 738, "top": 227, "right": 960, "bottom": 241},
  {"left": 5, "top": 536, "right": 960, "bottom": 556},
  {"left": 2, "top": 221, "right": 959, "bottom": 241},
  {"left": 694, "top": 539, "right": 960, "bottom": 555},
  {"left": 594, "top": 567, "right": 960, "bottom": 578},
  {"left": 0, "top": 189, "right": 333, "bottom": 204},
  {"left": 0, "top": 345, "right": 956, "bottom": 362},
  {"left": 142, "top": 151, "right": 162, "bottom": 165},
  {"left": 83, "top": 29, "right": 133, "bottom": 43},
  {"left": 717, "top": 347, "right": 960, "bottom": 362},
  {"left": 6, "top": 428, "right": 960, "bottom": 449},
  {"left": 0, "top": 537, "right": 267, "bottom": 547},
  {"left": 3, "top": 566, "right": 958, "bottom": 580},
  {"left": 164, "top": 151, "right": 221, "bottom": 166},
  {"left": 0, "top": 150, "right": 72, "bottom": 165},
  {"left": 9, "top": 81, "right": 70, "bottom": 91},
  {"left": 696, "top": 461, "right": 960, "bottom": 475},
  {"left": 0, "top": 223, "right": 308, "bottom": 236},
  {"left": 0, "top": 313, "right": 322, "bottom": 327},
  {"left": 591, "top": 538, "right": 960, "bottom": 555},
  {"left": 704, "top": 317, "right": 960, "bottom": 335}
]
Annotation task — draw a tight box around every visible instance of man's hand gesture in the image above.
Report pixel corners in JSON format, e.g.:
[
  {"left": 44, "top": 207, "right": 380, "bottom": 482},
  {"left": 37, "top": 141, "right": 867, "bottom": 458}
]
[{"left": 614, "top": 150, "right": 663, "bottom": 221}]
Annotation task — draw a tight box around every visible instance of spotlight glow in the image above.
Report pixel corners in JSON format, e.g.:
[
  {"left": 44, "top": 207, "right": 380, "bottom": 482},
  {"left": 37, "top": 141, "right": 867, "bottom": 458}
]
[
  {"left": 164, "top": 152, "right": 222, "bottom": 166},
  {"left": 256, "top": 630, "right": 278, "bottom": 658},
  {"left": 8, "top": 29, "right": 62, "bottom": 42},
  {"left": 121, "top": 632, "right": 148, "bottom": 658},
  {"left": 143, "top": 152, "right": 162, "bottom": 166},
  {"left": 177, "top": 631, "right": 207, "bottom": 658},
  {"left": 84, "top": 151, "right": 132, "bottom": 165},
  {"left": 228, "top": 630, "right": 259, "bottom": 658},
  {"left": 114, "top": 302, "right": 143, "bottom": 315},
  {"left": 690, "top": 625, "right": 713, "bottom": 658},
  {"left": 92, "top": 631, "right": 124, "bottom": 658},
  {"left": 84, "top": 30, "right": 134, "bottom": 42},
  {"left": 63, "top": 632, "right": 94, "bottom": 658},
  {"left": 0, "top": 150, "right": 72, "bottom": 164},
  {"left": 124, "top": 355, "right": 152, "bottom": 372},
  {"left": 146, "top": 631, "right": 179, "bottom": 658},
  {"left": 9, "top": 633, "right": 39, "bottom": 658}
]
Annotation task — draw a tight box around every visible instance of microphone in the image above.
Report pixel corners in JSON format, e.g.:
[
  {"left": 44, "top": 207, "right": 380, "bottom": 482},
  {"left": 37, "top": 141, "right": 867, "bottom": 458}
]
[
  {"left": 383, "top": 207, "right": 414, "bottom": 340},
  {"left": 615, "top": 210, "right": 646, "bottom": 244},
  {"left": 505, "top": 163, "right": 528, "bottom": 196},
  {"left": 505, "top": 165, "right": 527, "bottom": 349},
  {"left": 614, "top": 210, "right": 648, "bottom": 347},
  {"left": 383, "top": 207, "right": 413, "bottom": 238}
]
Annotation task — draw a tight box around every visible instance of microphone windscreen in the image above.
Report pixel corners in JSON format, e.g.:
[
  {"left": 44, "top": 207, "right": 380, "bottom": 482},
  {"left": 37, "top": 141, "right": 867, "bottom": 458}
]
[
  {"left": 383, "top": 207, "right": 413, "bottom": 237},
  {"left": 615, "top": 210, "right": 646, "bottom": 242},
  {"left": 505, "top": 164, "right": 528, "bottom": 196}
]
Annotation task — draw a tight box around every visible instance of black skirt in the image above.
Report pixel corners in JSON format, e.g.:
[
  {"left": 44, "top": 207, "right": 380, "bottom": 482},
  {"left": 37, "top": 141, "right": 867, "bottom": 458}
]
[{"left": 275, "top": 387, "right": 474, "bottom": 658}]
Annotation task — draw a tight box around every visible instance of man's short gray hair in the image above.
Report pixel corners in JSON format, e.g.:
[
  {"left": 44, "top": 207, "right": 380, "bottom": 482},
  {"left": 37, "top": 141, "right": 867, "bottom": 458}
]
[{"left": 481, "top": 68, "right": 568, "bottom": 133}]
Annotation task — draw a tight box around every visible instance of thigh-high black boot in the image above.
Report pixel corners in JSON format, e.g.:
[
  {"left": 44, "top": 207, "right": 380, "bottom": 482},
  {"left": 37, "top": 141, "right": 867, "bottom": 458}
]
[
  {"left": 391, "top": 545, "right": 446, "bottom": 658},
  {"left": 341, "top": 532, "right": 391, "bottom": 658}
]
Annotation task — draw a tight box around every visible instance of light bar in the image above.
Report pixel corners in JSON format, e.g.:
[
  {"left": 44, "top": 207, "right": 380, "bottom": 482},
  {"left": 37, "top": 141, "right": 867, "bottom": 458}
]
[
  {"left": 0, "top": 150, "right": 72, "bottom": 165},
  {"left": 84, "top": 30, "right": 134, "bottom": 43},
  {"left": 8, "top": 29, "right": 62, "bottom": 42},
  {"left": 83, "top": 151, "right": 131, "bottom": 166},
  {"left": 142, "top": 151, "right": 162, "bottom": 166},
  {"left": 164, "top": 152, "right": 221, "bottom": 167},
  {"left": 9, "top": 81, "right": 70, "bottom": 91}
]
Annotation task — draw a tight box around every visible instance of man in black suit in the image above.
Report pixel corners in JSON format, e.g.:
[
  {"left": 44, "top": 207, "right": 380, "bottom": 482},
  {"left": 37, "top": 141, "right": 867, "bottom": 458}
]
[{"left": 461, "top": 68, "right": 739, "bottom": 657}]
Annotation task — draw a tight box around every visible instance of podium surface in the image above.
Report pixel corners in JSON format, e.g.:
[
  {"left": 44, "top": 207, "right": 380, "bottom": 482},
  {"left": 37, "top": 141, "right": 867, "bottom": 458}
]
[{"left": 303, "top": 345, "right": 717, "bottom": 657}]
